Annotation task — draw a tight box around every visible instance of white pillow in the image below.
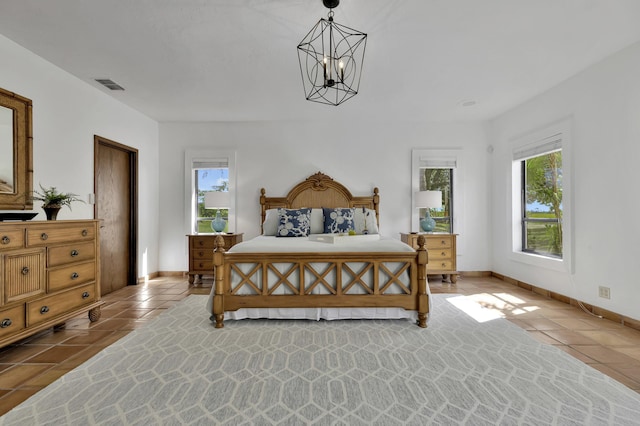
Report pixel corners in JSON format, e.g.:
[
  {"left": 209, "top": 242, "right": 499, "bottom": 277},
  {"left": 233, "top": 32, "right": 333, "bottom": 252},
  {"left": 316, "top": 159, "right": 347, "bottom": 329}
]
[
  {"left": 354, "top": 207, "right": 379, "bottom": 234},
  {"left": 310, "top": 208, "right": 324, "bottom": 234},
  {"left": 262, "top": 208, "right": 279, "bottom": 235}
]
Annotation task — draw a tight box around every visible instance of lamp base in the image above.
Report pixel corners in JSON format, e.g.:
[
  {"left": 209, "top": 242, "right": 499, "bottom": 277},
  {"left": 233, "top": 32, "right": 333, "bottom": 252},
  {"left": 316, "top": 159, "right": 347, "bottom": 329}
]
[
  {"left": 420, "top": 212, "right": 436, "bottom": 232},
  {"left": 211, "top": 210, "right": 227, "bottom": 233}
]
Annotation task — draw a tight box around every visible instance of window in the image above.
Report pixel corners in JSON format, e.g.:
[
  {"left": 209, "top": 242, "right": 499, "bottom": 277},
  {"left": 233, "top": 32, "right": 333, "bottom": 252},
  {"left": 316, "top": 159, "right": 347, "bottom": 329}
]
[
  {"left": 520, "top": 150, "right": 562, "bottom": 258},
  {"left": 418, "top": 168, "right": 453, "bottom": 233},
  {"left": 521, "top": 150, "right": 562, "bottom": 258},
  {"left": 184, "top": 150, "right": 236, "bottom": 235},
  {"left": 411, "top": 149, "right": 460, "bottom": 235},
  {"left": 510, "top": 118, "right": 572, "bottom": 272},
  {"left": 194, "top": 164, "right": 228, "bottom": 233}
]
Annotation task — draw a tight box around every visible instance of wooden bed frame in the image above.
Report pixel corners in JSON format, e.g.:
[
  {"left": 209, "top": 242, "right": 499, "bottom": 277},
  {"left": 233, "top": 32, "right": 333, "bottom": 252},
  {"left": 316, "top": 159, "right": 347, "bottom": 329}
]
[{"left": 211, "top": 172, "right": 429, "bottom": 328}]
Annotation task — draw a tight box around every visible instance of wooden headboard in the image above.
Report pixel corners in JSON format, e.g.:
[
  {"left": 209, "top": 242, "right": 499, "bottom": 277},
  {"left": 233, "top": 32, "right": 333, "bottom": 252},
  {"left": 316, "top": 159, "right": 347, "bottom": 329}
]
[{"left": 260, "top": 172, "right": 380, "bottom": 233}]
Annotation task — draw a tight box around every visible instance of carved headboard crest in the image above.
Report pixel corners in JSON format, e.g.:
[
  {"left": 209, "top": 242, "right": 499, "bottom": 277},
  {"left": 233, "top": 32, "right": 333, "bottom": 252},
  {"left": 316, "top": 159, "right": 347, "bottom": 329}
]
[{"left": 306, "top": 171, "right": 333, "bottom": 191}]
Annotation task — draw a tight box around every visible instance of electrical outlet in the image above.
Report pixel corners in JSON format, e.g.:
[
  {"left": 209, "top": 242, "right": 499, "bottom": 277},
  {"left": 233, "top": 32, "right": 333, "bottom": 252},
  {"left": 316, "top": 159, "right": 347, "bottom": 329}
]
[{"left": 598, "top": 286, "right": 611, "bottom": 299}]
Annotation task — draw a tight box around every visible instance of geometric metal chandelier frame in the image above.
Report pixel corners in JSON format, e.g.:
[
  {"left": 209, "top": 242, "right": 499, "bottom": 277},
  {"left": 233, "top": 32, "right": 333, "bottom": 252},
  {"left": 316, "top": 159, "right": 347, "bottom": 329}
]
[{"left": 297, "top": 0, "right": 367, "bottom": 106}]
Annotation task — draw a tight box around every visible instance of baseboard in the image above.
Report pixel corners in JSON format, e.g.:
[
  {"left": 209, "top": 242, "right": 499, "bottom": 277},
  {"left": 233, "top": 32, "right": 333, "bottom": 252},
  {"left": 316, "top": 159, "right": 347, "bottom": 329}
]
[
  {"left": 491, "top": 272, "right": 640, "bottom": 333},
  {"left": 144, "top": 268, "right": 640, "bottom": 332}
]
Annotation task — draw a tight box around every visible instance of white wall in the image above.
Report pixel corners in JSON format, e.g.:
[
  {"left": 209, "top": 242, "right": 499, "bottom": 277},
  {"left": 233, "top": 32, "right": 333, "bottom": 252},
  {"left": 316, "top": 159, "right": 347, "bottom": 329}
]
[
  {"left": 489, "top": 41, "right": 640, "bottom": 321},
  {"left": 0, "top": 35, "right": 161, "bottom": 278},
  {"left": 158, "top": 120, "right": 492, "bottom": 273}
]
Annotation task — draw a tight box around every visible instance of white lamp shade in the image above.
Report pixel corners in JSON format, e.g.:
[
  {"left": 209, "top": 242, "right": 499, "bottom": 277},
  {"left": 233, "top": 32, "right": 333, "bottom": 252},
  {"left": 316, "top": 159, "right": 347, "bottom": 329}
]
[
  {"left": 204, "top": 191, "right": 230, "bottom": 209},
  {"left": 415, "top": 190, "right": 442, "bottom": 209}
]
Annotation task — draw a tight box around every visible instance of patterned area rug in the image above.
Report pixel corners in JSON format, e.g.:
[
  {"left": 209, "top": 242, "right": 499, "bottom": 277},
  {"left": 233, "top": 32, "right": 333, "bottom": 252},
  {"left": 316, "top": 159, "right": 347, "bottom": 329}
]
[{"left": 2, "top": 294, "right": 640, "bottom": 425}]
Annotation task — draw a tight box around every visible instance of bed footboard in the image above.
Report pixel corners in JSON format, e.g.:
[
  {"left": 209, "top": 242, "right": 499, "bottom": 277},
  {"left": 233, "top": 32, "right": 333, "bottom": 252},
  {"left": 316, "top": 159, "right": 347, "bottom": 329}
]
[{"left": 211, "top": 235, "right": 429, "bottom": 328}]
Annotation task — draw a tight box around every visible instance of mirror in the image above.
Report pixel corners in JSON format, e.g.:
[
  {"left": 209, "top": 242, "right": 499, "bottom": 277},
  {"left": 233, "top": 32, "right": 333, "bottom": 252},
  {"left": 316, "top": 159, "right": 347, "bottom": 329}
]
[{"left": 0, "top": 87, "right": 33, "bottom": 210}]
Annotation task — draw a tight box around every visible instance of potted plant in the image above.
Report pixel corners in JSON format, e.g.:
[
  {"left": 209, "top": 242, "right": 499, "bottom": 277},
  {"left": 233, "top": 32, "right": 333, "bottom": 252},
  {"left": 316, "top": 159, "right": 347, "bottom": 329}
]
[{"left": 30, "top": 184, "right": 84, "bottom": 220}]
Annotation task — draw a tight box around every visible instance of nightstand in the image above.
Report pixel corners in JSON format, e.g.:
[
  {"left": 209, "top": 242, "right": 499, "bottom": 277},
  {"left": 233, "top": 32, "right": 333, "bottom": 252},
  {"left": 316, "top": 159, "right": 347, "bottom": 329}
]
[
  {"left": 400, "top": 233, "right": 459, "bottom": 283},
  {"left": 186, "top": 233, "right": 243, "bottom": 284}
]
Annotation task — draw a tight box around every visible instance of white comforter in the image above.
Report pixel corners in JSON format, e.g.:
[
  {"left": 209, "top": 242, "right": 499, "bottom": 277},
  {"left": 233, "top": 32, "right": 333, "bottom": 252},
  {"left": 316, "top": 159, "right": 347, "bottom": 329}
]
[
  {"left": 206, "top": 234, "right": 429, "bottom": 323},
  {"left": 227, "top": 234, "right": 415, "bottom": 253}
]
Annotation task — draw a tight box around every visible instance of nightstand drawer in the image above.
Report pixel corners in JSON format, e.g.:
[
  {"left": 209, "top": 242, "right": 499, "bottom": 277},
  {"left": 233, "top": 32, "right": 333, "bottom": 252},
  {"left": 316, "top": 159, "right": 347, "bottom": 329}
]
[
  {"left": 425, "top": 237, "right": 451, "bottom": 249},
  {"left": 428, "top": 260, "right": 453, "bottom": 271},
  {"left": 428, "top": 249, "right": 452, "bottom": 260},
  {"left": 191, "top": 260, "right": 214, "bottom": 272},
  {"left": 192, "top": 249, "right": 213, "bottom": 260}
]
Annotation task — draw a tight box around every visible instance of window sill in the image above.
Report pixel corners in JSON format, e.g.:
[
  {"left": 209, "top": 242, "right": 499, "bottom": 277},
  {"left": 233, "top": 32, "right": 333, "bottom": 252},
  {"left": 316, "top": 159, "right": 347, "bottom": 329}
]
[{"left": 510, "top": 250, "right": 566, "bottom": 272}]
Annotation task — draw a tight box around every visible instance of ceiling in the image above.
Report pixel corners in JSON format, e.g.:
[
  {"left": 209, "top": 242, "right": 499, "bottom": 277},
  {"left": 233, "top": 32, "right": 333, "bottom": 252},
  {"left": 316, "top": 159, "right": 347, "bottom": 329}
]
[{"left": 2, "top": 0, "right": 640, "bottom": 123}]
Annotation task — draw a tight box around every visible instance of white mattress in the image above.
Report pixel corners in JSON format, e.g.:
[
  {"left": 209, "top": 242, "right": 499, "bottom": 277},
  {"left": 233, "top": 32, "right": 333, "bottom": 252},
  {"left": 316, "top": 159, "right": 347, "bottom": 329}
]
[{"left": 206, "top": 235, "right": 429, "bottom": 323}]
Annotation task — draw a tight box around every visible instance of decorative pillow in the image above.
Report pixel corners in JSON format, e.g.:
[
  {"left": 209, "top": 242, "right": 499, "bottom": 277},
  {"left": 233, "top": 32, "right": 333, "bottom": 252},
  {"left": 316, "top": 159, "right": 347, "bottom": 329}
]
[
  {"left": 323, "top": 207, "right": 355, "bottom": 234},
  {"left": 262, "top": 209, "right": 279, "bottom": 236},
  {"left": 277, "top": 208, "right": 311, "bottom": 237},
  {"left": 354, "top": 207, "right": 379, "bottom": 234}
]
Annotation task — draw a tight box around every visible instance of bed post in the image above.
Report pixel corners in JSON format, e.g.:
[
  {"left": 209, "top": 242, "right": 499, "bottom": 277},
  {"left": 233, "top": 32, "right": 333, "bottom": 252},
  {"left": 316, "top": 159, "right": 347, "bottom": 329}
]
[
  {"left": 416, "top": 235, "right": 429, "bottom": 328},
  {"left": 212, "top": 235, "right": 226, "bottom": 328}
]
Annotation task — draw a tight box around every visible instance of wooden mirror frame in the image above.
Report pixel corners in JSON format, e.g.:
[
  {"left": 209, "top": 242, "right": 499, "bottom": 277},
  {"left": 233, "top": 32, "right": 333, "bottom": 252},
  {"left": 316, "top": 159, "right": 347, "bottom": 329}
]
[{"left": 0, "top": 87, "right": 33, "bottom": 210}]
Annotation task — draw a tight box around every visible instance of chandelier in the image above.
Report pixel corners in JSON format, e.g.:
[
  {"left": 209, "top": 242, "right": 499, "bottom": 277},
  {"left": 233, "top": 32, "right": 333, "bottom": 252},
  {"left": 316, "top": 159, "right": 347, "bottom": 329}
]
[{"left": 297, "top": 0, "right": 367, "bottom": 106}]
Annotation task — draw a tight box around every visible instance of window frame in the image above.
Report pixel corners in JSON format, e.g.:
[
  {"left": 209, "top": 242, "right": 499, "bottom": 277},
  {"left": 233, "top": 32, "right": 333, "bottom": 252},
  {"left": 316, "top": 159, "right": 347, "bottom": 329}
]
[
  {"left": 509, "top": 118, "right": 573, "bottom": 273},
  {"left": 184, "top": 149, "right": 236, "bottom": 235},
  {"left": 411, "top": 149, "right": 463, "bottom": 237},
  {"left": 520, "top": 150, "right": 563, "bottom": 258}
]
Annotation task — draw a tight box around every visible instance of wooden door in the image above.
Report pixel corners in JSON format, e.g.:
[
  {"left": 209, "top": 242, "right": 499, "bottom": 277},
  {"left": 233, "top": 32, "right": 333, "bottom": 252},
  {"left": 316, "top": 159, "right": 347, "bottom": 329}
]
[{"left": 94, "top": 136, "right": 137, "bottom": 295}]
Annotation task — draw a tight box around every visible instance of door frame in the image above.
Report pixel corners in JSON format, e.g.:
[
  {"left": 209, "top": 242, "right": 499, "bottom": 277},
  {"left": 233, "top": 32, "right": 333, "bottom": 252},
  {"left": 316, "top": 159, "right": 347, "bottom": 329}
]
[{"left": 94, "top": 135, "right": 138, "bottom": 285}]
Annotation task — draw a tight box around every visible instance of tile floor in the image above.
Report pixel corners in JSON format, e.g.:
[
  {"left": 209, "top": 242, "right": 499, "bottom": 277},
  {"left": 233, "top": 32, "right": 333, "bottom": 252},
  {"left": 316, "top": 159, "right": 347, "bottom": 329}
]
[{"left": 0, "top": 274, "right": 639, "bottom": 415}]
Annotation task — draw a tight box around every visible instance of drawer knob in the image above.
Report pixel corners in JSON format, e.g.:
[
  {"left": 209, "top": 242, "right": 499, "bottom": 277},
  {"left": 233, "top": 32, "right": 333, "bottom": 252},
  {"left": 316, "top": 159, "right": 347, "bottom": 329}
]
[
  {"left": 40, "top": 232, "right": 48, "bottom": 241},
  {"left": 1, "top": 236, "right": 9, "bottom": 244},
  {"left": 82, "top": 229, "right": 88, "bottom": 237},
  {"left": 440, "top": 240, "right": 446, "bottom": 245},
  {"left": 0, "top": 319, "right": 12, "bottom": 328},
  {"left": 82, "top": 291, "right": 90, "bottom": 299},
  {"left": 441, "top": 262, "right": 447, "bottom": 267},
  {"left": 21, "top": 266, "right": 30, "bottom": 275},
  {"left": 441, "top": 252, "right": 446, "bottom": 256},
  {"left": 40, "top": 306, "right": 50, "bottom": 314},
  {"left": 198, "top": 241, "right": 204, "bottom": 246},
  {"left": 71, "top": 272, "right": 79, "bottom": 280},
  {"left": 70, "top": 249, "right": 79, "bottom": 257}
]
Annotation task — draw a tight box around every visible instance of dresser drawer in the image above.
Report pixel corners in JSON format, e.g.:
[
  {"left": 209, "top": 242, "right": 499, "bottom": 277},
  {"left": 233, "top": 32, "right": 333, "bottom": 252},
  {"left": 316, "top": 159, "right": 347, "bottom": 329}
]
[
  {"left": 0, "top": 228, "right": 25, "bottom": 250},
  {"left": 27, "top": 283, "right": 97, "bottom": 326},
  {"left": 0, "top": 305, "right": 26, "bottom": 339},
  {"left": 48, "top": 241, "right": 95, "bottom": 267},
  {"left": 26, "top": 224, "right": 96, "bottom": 247},
  {"left": 425, "top": 237, "right": 451, "bottom": 249},
  {"left": 2, "top": 248, "right": 46, "bottom": 304},
  {"left": 48, "top": 261, "right": 96, "bottom": 292}
]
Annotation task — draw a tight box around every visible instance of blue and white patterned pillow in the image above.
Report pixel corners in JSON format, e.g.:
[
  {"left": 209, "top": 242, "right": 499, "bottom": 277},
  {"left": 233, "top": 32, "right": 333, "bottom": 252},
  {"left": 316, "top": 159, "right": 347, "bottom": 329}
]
[
  {"left": 277, "top": 208, "right": 311, "bottom": 237},
  {"left": 323, "top": 207, "right": 355, "bottom": 233}
]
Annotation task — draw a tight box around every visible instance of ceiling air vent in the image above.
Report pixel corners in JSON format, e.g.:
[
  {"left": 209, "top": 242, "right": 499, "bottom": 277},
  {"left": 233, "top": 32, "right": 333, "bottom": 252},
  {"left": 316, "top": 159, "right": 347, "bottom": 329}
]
[{"left": 95, "top": 79, "right": 125, "bottom": 91}]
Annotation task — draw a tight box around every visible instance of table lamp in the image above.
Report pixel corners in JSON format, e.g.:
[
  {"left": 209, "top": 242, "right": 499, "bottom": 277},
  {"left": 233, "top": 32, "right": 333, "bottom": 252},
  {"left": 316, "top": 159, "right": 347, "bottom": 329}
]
[
  {"left": 204, "top": 191, "right": 230, "bottom": 233},
  {"left": 415, "top": 190, "right": 442, "bottom": 232}
]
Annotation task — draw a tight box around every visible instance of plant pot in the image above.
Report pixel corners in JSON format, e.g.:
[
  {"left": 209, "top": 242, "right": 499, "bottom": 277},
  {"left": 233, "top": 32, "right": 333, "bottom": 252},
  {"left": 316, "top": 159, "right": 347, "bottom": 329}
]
[{"left": 43, "top": 206, "right": 61, "bottom": 221}]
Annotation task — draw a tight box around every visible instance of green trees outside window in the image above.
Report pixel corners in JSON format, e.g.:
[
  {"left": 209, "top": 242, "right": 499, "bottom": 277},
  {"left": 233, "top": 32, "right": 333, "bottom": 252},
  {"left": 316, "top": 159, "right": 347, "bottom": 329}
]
[
  {"left": 196, "top": 168, "right": 229, "bottom": 233},
  {"left": 522, "top": 151, "right": 562, "bottom": 257},
  {"left": 419, "top": 168, "right": 453, "bottom": 233}
]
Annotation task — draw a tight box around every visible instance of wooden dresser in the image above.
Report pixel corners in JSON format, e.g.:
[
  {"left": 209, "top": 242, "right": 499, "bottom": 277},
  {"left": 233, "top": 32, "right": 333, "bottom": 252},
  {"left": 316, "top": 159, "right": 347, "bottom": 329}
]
[
  {"left": 187, "top": 233, "right": 243, "bottom": 283},
  {"left": 0, "top": 220, "right": 103, "bottom": 348},
  {"left": 400, "top": 233, "right": 459, "bottom": 283}
]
